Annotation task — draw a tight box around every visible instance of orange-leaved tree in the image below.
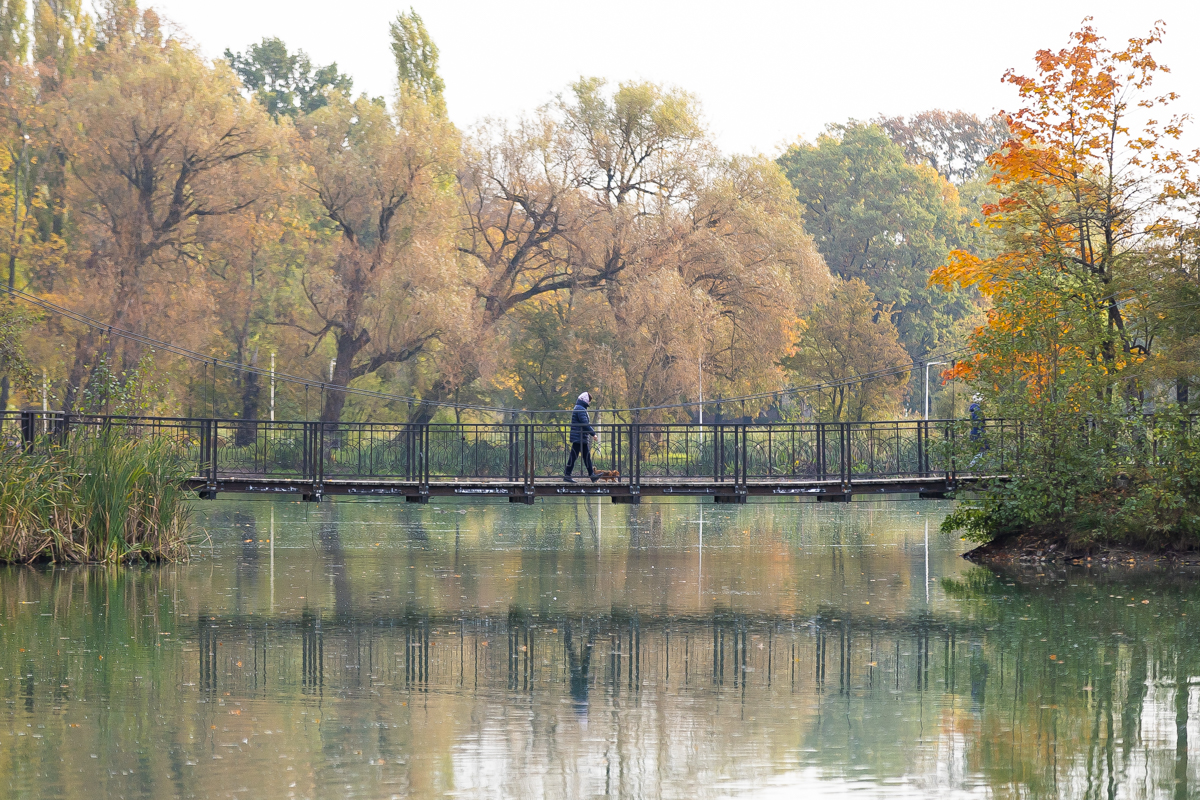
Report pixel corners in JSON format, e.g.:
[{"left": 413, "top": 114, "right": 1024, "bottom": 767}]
[
  {"left": 931, "top": 19, "right": 1194, "bottom": 411},
  {"left": 932, "top": 21, "right": 1200, "bottom": 546}
]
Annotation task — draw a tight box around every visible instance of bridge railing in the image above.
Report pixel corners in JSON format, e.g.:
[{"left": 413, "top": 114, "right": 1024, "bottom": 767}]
[{"left": 1, "top": 411, "right": 1029, "bottom": 488}]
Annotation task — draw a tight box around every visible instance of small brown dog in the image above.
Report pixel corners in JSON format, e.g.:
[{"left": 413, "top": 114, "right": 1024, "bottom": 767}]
[{"left": 593, "top": 469, "right": 621, "bottom": 482}]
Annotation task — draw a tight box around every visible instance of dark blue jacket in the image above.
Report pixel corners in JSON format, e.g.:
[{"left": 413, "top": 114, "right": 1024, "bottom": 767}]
[
  {"left": 569, "top": 400, "right": 594, "bottom": 444},
  {"left": 969, "top": 402, "right": 983, "bottom": 441}
]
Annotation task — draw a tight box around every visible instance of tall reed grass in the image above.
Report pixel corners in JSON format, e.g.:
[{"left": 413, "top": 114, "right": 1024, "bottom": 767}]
[{"left": 0, "top": 429, "right": 193, "bottom": 563}]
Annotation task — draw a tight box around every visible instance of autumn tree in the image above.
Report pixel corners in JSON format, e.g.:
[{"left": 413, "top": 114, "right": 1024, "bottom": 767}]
[
  {"left": 782, "top": 278, "right": 910, "bottom": 421},
  {"left": 932, "top": 21, "right": 1193, "bottom": 403},
  {"left": 50, "top": 6, "right": 280, "bottom": 410},
  {"left": 459, "top": 79, "right": 827, "bottom": 417},
  {"left": 443, "top": 80, "right": 711, "bottom": 416},
  {"left": 609, "top": 154, "right": 827, "bottom": 417},
  {"left": 286, "top": 91, "right": 461, "bottom": 423},
  {"left": 934, "top": 21, "right": 1200, "bottom": 547},
  {"left": 203, "top": 193, "right": 304, "bottom": 435}
]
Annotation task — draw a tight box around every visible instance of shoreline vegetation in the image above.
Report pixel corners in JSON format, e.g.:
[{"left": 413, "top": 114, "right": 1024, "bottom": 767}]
[
  {"left": 0, "top": 429, "right": 193, "bottom": 563},
  {"left": 946, "top": 413, "right": 1200, "bottom": 560}
]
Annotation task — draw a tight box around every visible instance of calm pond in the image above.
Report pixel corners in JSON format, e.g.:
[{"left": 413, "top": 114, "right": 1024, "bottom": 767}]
[{"left": 2, "top": 498, "right": 1198, "bottom": 799}]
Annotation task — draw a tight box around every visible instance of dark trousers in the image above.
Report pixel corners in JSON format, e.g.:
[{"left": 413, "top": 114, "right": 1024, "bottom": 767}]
[{"left": 565, "top": 441, "right": 593, "bottom": 476}]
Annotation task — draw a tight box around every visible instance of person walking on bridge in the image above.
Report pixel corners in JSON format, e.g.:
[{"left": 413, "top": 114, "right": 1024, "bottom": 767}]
[{"left": 563, "top": 391, "right": 597, "bottom": 482}]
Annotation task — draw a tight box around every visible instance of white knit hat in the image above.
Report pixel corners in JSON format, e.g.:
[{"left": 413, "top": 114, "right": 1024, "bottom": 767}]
[{"left": 578, "top": 391, "right": 591, "bottom": 404}]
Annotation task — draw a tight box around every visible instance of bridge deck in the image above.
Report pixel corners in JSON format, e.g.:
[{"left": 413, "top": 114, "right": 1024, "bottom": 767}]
[{"left": 188, "top": 473, "right": 978, "bottom": 503}]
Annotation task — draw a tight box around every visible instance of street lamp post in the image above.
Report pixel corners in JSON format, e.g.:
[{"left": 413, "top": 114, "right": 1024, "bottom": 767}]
[{"left": 924, "top": 361, "right": 950, "bottom": 421}]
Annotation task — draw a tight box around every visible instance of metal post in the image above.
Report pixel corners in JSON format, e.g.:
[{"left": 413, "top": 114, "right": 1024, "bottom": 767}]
[
  {"left": 917, "top": 418, "right": 926, "bottom": 477},
  {"left": 634, "top": 423, "right": 641, "bottom": 489},
  {"left": 817, "top": 422, "right": 826, "bottom": 480},
  {"left": 318, "top": 420, "right": 326, "bottom": 497},
  {"left": 20, "top": 410, "right": 33, "bottom": 452},
  {"left": 304, "top": 421, "right": 314, "bottom": 487},
  {"left": 714, "top": 424, "right": 721, "bottom": 482},
  {"left": 208, "top": 418, "right": 218, "bottom": 487},
  {"left": 617, "top": 423, "right": 623, "bottom": 484},
  {"left": 741, "top": 424, "right": 748, "bottom": 489},
  {"left": 270, "top": 351, "right": 275, "bottom": 422},
  {"left": 924, "top": 361, "right": 949, "bottom": 420},
  {"left": 841, "top": 422, "right": 850, "bottom": 486},
  {"left": 520, "top": 422, "right": 530, "bottom": 491},
  {"left": 421, "top": 425, "right": 429, "bottom": 493},
  {"left": 508, "top": 423, "right": 515, "bottom": 480}
]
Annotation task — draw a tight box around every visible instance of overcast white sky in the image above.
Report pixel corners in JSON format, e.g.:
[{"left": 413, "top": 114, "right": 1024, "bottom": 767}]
[{"left": 150, "top": 0, "right": 1200, "bottom": 156}]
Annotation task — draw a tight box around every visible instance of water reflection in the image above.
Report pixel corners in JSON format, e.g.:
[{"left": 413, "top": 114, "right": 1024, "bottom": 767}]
[{"left": 1, "top": 499, "right": 1199, "bottom": 798}]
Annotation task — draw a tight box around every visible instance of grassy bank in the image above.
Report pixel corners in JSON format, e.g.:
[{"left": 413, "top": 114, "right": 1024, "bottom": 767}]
[{"left": 0, "top": 430, "right": 194, "bottom": 563}]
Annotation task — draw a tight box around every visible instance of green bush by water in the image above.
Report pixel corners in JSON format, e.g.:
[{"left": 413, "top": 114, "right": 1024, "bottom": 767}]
[
  {"left": 0, "top": 430, "right": 194, "bottom": 563},
  {"left": 943, "top": 412, "right": 1200, "bottom": 552}
]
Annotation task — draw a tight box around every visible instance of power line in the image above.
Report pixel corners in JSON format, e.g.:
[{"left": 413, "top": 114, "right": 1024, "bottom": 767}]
[{"left": 2, "top": 285, "right": 970, "bottom": 415}]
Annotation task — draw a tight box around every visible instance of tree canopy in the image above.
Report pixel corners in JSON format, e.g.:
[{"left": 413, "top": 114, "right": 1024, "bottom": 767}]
[
  {"left": 224, "top": 37, "right": 353, "bottom": 119},
  {"left": 8, "top": 0, "right": 1144, "bottom": 434},
  {"left": 934, "top": 21, "right": 1200, "bottom": 547},
  {"left": 778, "top": 122, "right": 977, "bottom": 362}
]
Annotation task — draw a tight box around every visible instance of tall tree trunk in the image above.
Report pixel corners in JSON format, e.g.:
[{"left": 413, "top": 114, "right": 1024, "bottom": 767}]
[
  {"left": 234, "top": 350, "right": 261, "bottom": 447},
  {"left": 61, "top": 330, "right": 99, "bottom": 412},
  {"left": 319, "top": 329, "right": 369, "bottom": 424}
]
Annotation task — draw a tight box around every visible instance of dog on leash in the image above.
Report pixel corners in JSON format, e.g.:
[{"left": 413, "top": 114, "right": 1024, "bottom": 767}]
[{"left": 592, "top": 469, "right": 621, "bottom": 482}]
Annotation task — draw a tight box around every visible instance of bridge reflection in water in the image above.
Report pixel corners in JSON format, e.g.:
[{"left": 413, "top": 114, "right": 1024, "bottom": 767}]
[
  {"left": 7, "top": 411, "right": 1019, "bottom": 502},
  {"left": 194, "top": 607, "right": 956, "bottom": 709}
]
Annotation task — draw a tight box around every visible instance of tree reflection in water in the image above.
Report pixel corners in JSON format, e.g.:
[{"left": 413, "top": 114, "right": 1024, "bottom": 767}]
[{"left": 1, "top": 499, "right": 1198, "bottom": 799}]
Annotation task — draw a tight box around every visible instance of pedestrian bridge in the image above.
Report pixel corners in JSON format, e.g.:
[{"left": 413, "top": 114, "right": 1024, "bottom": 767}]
[{"left": 7, "top": 412, "right": 1013, "bottom": 504}]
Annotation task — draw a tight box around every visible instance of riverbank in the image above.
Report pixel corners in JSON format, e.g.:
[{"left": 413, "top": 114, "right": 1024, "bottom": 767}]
[{"left": 963, "top": 528, "right": 1200, "bottom": 568}]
